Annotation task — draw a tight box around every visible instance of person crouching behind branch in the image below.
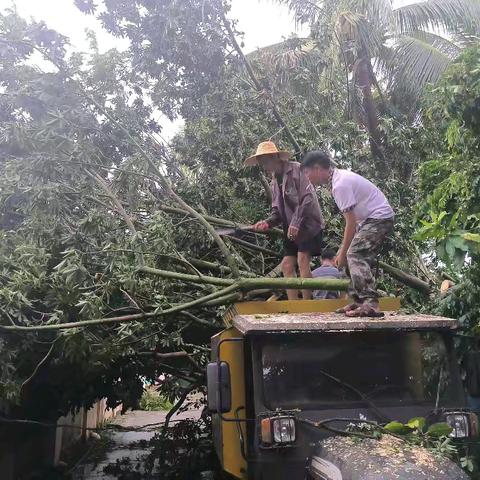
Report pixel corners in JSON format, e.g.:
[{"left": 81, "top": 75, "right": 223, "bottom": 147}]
[
  {"left": 302, "top": 151, "right": 394, "bottom": 317},
  {"left": 246, "top": 141, "right": 324, "bottom": 300},
  {"left": 312, "top": 248, "right": 345, "bottom": 300}
]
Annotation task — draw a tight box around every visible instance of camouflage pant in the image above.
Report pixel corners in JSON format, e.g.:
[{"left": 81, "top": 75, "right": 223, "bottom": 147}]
[{"left": 347, "top": 218, "right": 394, "bottom": 306}]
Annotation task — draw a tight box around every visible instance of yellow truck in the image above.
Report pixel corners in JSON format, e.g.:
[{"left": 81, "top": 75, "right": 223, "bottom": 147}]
[{"left": 207, "top": 298, "right": 477, "bottom": 480}]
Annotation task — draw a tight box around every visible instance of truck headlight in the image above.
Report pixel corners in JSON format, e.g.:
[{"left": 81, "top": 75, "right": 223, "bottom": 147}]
[
  {"left": 260, "top": 415, "right": 296, "bottom": 447},
  {"left": 445, "top": 411, "right": 478, "bottom": 439},
  {"left": 273, "top": 417, "right": 296, "bottom": 443}
]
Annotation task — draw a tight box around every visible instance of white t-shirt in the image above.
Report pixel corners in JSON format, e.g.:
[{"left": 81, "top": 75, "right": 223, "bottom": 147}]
[{"left": 331, "top": 169, "right": 394, "bottom": 225}]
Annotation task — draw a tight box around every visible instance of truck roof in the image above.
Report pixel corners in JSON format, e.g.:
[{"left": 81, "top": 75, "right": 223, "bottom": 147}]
[{"left": 232, "top": 311, "right": 458, "bottom": 335}]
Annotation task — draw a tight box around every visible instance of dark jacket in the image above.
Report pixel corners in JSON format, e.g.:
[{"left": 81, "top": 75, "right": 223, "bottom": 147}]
[{"left": 266, "top": 161, "right": 324, "bottom": 243}]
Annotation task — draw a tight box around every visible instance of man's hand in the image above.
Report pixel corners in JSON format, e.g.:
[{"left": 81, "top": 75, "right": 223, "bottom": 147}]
[
  {"left": 287, "top": 225, "right": 299, "bottom": 241},
  {"left": 252, "top": 221, "right": 270, "bottom": 232},
  {"left": 335, "top": 251, "right": 348, "bottom": 268}
]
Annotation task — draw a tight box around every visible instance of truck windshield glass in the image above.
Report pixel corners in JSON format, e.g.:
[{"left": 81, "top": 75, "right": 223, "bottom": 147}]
[{"left": 262, "top": 332, "right": 461, "bottom": 410}]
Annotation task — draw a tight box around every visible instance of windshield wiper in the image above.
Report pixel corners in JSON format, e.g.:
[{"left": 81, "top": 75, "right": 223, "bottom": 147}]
[{"left": 317, "top": 368, "right": 391, "bottom": 423}]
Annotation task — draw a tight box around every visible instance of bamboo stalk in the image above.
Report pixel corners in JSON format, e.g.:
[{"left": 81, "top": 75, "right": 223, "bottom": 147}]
[
  {"left": 139, "top": 267, "right": 349, "bottom": 292},
  {"left": 188, "top": 258, "right": 256, "bottom": 277},
  {"left": 159, "top": 205, "right": 281, "bottom": 236},
  {"left": 237, "top": 277, "right": 348, "bottom": 291},
  {"left": 138, "top": 266, "right": 232, "bottom": 287},
  {"left": 0, "top": 284, "right": 238, "bottom": 332},
  {"left": 225, "top": 235, "right": 279, "bottom": 257},
  {"left": 379, "top": 261, "right": 431, "bottom": 294},
  {"left": 159, "top": 205, "right": 237, "bottom": 227},
  {"left": 0, "top": 276, "right": 349, "bottom": 332}
]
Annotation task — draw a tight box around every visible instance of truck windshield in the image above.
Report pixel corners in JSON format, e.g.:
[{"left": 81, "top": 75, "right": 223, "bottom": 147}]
[{"left": 262, "top": 332, "right": 462, "bottom": 410}]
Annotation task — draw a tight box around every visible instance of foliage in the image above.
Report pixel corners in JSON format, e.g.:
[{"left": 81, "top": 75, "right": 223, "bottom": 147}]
[
  {"left": 0, "top": 0, "right": 451, "bottom": 422},
  {"left": 138, "top": 388, "right": 173, "bottom": 411},
  {"left": 0, "top": 1, "right": 479, "bottom": 477},
  {"left": 0, "top": 7, "right": 221, "bottom": 418},
  {"left": 103, "top": 419, "right": 221, "bottom": 479},
  {"left": 384, "top": 417, "right": 453, "bottom": 443},
  {"left": 352, "top": 417, "right": 476, "bottom": 474},
  {"left": 437, "top": 265, "right": 480, "bottom": 334},
  {"left": 276, "top": 0, "right": 480, "bottom": 112},
  {"left": 76, "top": 0, "right": 238, "bottom": 121},
  {"left": 417, "top": 45, "right": 480, "bottom": 267}
]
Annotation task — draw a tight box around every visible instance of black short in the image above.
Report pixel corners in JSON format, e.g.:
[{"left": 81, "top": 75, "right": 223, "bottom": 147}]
[{"left": 283, "top": 230, "right": 324, "bottom": 257}]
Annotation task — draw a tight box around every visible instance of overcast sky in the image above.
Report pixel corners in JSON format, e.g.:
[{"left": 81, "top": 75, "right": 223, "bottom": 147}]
[
  {"left": 1, "top": 0, "right": 412, "bottom": 137},
  {"left": 1, "top": 0, "right": 307, "bottom": 137},
  {"left": 1, "top": 0, "right": 305, "bottom": 53}
]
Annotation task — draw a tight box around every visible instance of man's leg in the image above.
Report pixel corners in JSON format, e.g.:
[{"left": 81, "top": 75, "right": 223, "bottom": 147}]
[
  {"left": 281, "top": 255, "right": 299, "bottom": 300},
  {"left": 346, "top": 219, "right": 394, "bottom": 313},
  {"left": 347, "top": 243, "right": 377, "bottom": 308},
  {"left": 297, "top": 251, "right": 313, "bottom": 300}
]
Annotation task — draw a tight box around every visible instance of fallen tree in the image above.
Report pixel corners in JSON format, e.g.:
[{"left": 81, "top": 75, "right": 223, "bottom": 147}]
[
  {"left": 0, "top": 275, "right": 349, "bottom": 332},
  {"left": 0, "top": 5, "right": 437, "bottom": 443},
  {"left": 158, "top": 205, "right": 433, "bottom": 294}
]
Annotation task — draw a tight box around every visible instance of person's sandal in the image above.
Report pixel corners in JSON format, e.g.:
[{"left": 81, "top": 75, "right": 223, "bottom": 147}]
[
  {"left": 335, "top": 303, "right": 360, "bottom": 314},
  {"left": 345, "top": 304, "right": 385, "bottom": 318}
]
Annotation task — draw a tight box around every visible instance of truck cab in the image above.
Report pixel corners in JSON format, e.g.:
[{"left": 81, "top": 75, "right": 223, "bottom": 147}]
[{"left": 207, "top": 298, "right": 476, "bottom": 480}]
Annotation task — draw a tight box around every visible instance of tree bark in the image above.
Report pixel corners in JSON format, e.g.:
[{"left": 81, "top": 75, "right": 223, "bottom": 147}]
[
  {"left": 353, "top": 57, "right": 384, "bottom": 162},
  {"left": 378, "top": 261, "right": 431, "bottom": 294}
]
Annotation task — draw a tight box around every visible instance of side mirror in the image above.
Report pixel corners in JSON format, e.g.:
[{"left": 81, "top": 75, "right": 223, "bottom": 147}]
[{"left": 207, "top": 361, "right": 232, "bottom": 413}]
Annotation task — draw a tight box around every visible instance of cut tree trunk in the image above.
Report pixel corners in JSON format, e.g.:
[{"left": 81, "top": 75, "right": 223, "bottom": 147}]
[{"left": 353, "top": 57, "right": 384, "bottom": 163}]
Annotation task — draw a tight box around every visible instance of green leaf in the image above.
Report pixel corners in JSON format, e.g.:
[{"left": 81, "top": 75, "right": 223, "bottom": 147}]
[
  {"left": 446, "top": 119, "right": 461, "bottom": 148},
  {"left": 453, "top": 248, "right": 466, "bottom": 267},
  {"left": 449, "top": 235, "right": 469, "bottom": 251},
  {"left": 463, "top": 232, "right": 480, "bottom": 243},
  {"left": 427, "top": 422, "right": 453, "bottom": 437},
  {"left": 384, "top": 421, "right": 413, "bottom": 435},
  {"left": 407, "top": 417, "right": 426, "bottom": 431}
]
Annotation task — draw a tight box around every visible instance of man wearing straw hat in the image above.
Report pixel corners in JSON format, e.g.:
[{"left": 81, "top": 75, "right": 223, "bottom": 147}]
[{"left": 246, "top": 141, "right": 325, "bottom": 300}]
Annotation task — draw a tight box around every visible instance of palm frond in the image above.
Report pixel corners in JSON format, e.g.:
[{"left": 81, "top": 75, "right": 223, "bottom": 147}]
[
  {"left": 336, "top": 11, "right": 386, "bottom": 59},
  {"left": 394, "top": 0, "right": 480, "bottom": 35},
  {"left": 382, "top": 32, "right": 457, "bottom": 97},
  {"left": 451, "top": 30, "right": 480, "bottom": 46},
  {"left": 275, "top": 0, "right": 323, "bottom": 26},
  {"left": 407, "top": 30, "right": 462, "bottom": 57},
  {"left": 350, "top": 0, "right": 394, "bottom": 26},
  {"left": 247, "top": 37, "right": 326, "bottom": 75}
]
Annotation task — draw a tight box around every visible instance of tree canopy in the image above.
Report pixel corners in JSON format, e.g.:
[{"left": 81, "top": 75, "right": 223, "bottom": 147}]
[{"left": 0, "top": 0, "right": 478, "bottom": 442}]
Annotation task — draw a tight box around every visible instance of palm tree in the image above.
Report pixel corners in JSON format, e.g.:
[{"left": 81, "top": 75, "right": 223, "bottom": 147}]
[{"left": 266, "top": 0, "right": 480, "bottom": 159}]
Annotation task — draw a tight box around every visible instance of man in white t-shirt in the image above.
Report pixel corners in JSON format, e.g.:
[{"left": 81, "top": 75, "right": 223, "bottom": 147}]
[{"left": 302, "top": 151, "right": 394, "bottom": 317}]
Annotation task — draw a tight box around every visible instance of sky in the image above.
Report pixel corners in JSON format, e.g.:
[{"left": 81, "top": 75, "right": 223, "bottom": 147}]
[
  {"left": 0, "top": 0, "right": 413, "bottom": 137},
  {"left": 1, "top": 0, "right": 305, "bottom": 54},
  {"left": 0, "top": 0, "right": 306, "bottom": 137}
]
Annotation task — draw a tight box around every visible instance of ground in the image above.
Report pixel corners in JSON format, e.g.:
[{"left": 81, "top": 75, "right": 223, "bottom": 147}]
[{"left": 71, "top": 408, "right": 202, "bottom": 479}]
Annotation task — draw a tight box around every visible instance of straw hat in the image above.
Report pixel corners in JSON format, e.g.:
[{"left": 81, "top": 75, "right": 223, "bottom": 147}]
[{"left": 244, "top": 141, "right": 291, "bottom": 166}]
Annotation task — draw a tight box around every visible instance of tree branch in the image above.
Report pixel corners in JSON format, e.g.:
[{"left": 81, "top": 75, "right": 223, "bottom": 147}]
[
  {"left": 0, "top": 276, "right": 349, "bottom": 332},
  {"left": 90, "top": 172, "right": 137, "bottom": 235},
  {"left": 2, "top": 38, "right": 241, "bottom": 278},
  {"left": 0, "top": 284, "right": 238, "bottom": 332},
  {"left": 20, "top": 338, "right": 58, "bottom": 392},
  {"left": 379, "top": 261, "right": 431, "bottom": 294},
  {"left": 138, "top": 266, "right": 232, "bottom": 287},
  {"left": 87, "top": 171, "right": 145, "bottom": 267},
  {"left": 187, "top": 258, "right": 256, "bottom": 278},
  {"left": 225, "top": 235, "right": 279, "bottom": 257},
  {"left": 220, "top": 9, "right": 302, "bottom": 155},
  {"left": 161, "top": 384, "right": 199, "bottom": 435},
  {"left": 158, "top": 204, "right": 281, "bottom": 236}
]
